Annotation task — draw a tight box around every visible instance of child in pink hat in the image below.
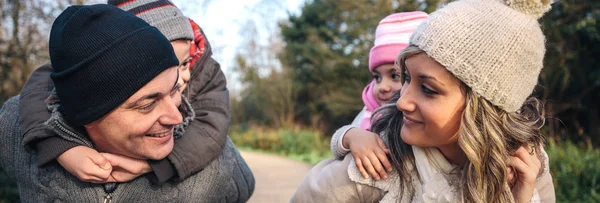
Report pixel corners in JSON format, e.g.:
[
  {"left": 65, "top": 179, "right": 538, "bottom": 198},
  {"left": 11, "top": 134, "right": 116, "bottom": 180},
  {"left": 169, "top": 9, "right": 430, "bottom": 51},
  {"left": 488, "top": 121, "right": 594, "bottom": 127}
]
[{"left": 330, "top": 11, "right": 427, "bottom": 181}]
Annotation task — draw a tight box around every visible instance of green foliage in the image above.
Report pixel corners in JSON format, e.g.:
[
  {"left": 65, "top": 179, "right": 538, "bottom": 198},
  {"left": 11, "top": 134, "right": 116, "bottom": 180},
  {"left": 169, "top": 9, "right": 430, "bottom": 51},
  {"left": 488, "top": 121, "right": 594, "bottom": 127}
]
[
  {"left": 546, "top": 139, "right": 600, "bottom": 202},
  {"left": 539, "top": 0, "right": 600, "bottom": 145},
  {"left": 231, "top": 55, "right": 297, "bottom": 128},
  {"left": 233, "top": 0, "right": 600, "bottom": 146},
  {"left": 229, "top": 126, "right": 332, "bottom": 165}
]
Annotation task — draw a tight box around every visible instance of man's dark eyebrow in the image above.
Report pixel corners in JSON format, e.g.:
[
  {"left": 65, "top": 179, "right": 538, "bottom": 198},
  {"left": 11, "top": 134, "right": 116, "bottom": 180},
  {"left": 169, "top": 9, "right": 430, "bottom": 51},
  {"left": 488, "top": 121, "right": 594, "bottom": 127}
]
[
  {"left": 126, "top": 69, "right": 180, "bottom": 109},
  {"left": 126, "top": 92, "right": 163, "bottom": 108},
  {"left": 419, "top": 74, "right": 445, "bottom": 86}
]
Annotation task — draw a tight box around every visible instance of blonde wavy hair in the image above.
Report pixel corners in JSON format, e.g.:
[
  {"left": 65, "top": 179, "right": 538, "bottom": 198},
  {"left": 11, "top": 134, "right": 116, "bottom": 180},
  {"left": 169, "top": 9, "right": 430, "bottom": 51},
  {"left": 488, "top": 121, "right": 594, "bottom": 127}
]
[{"left": 370, "top": 45, "right": 545, "bottom": 203}]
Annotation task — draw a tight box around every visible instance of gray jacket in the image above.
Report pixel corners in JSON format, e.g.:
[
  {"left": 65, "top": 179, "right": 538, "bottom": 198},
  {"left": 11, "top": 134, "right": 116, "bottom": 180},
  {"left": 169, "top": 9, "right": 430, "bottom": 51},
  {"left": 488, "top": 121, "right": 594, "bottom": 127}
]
[{"left": 0, "top": 96, "right": 255, "bottom": 202}]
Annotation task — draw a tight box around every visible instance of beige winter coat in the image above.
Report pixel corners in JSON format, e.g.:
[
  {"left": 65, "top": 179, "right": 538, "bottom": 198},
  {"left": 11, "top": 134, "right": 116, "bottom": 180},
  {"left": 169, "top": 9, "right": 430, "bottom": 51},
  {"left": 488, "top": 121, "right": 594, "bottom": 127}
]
[{"left": 291, "top": 147, "right": 556, "bottom": 203}]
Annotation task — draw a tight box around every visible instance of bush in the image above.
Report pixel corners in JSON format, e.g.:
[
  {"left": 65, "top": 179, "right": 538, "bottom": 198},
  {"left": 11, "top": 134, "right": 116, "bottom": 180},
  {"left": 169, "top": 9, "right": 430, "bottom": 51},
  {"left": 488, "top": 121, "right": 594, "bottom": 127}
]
[
  {"left": 230, "top": 126, "right": 332, "bottom": 165},
  {"left": 546, "top": 139, "right": 600, "bottom": 202}
]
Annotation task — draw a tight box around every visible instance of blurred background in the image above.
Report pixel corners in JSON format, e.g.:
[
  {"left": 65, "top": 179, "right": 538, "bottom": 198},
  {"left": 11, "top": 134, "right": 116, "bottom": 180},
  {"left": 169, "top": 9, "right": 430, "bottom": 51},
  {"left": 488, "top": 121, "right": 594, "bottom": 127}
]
[{"left": 1, "top": 0, "right": 598, "bottom": 202}]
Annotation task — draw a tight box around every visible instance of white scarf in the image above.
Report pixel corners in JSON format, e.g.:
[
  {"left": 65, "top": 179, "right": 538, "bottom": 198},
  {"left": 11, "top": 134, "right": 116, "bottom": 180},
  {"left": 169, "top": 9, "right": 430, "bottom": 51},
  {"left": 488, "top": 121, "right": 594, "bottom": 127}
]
[{"left": 348, "top": 146, "right": 542, "bottom": 202}]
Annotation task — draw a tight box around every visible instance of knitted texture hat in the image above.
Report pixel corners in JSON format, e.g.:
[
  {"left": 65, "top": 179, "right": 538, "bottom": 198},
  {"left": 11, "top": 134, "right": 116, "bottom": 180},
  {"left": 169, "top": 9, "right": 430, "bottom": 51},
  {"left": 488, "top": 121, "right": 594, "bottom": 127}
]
[
  {"left": 108, "top": 0, "right": 193, "bottom": 41},
  {"left": 369, "top": 11, "right": 428, "bottom": 71},
  {"left": 409, "top": 0, "right": 552, "bottom": 112},
  {"left": 49, "top": 4, "right": 179, "bottom": 125}
]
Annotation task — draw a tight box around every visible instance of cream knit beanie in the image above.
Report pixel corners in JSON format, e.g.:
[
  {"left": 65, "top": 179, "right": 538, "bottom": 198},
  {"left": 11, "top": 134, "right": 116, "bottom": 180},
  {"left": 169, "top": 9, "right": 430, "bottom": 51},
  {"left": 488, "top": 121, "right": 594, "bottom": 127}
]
[{"left": 410, "top": 0, "right": 553, "bottom": 112}]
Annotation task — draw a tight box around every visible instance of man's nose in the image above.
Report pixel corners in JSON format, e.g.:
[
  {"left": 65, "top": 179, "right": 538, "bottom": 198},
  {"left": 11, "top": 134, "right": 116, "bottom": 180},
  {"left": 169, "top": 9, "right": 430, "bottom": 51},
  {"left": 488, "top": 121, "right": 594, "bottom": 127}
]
[{"left": 158, "top": 95, "right": 183, "bottom": 126}]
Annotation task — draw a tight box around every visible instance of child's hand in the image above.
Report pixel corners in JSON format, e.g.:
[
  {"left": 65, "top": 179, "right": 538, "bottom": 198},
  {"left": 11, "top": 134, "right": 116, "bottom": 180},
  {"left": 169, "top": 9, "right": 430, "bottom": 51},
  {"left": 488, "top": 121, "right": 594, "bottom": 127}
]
[
  {"left": 343, "top": 128, "right": 392, "bottom": 181},
  {"left": 57, "top": 146, "right": 112, "bottom": 183},
  {"left": 100, "top": 153, "right": 152, "bottom": 182}
]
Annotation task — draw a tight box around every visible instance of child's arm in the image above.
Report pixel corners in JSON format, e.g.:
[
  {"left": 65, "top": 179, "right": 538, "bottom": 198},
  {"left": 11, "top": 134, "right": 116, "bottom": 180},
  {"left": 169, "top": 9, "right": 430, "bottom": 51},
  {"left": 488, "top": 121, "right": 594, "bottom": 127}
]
[
  {"left": 330, "top": 107, "right": 367, "bottom": 159},
  {"left": 164, "top": 54, "right": 230, "bottom": 182},
  {"left": 342, "top": 128, "right": 392, "bottom": 181},
  {"left": 330, "top": 125, "right": 357, "bottom": 159},
  {"left": 100, "top": 153, "right": 153, "bottom": 182},
  {"left": 329, "top": 108, "right": 392, "bottom": 180},
  {"left": 56, "top": 146, "right": 112, "bottom": 183},
  {"left": 18, "top": 63, "right": 85, "bottom": 166}
]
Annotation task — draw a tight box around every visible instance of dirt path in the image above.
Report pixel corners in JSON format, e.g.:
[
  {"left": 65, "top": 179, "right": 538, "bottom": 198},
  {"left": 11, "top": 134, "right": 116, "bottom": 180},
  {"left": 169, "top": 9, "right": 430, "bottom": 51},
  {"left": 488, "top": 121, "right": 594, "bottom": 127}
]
[{"left": 240, "top": 151, "right": 313, "bottom": 203}]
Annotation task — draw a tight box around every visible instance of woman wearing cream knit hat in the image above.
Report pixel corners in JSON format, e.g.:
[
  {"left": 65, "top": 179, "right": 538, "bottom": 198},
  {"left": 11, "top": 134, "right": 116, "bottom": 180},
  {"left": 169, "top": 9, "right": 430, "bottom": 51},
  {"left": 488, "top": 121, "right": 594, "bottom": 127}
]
[{"left": 291, "top": 0, "right": 555, "bottom": 202}]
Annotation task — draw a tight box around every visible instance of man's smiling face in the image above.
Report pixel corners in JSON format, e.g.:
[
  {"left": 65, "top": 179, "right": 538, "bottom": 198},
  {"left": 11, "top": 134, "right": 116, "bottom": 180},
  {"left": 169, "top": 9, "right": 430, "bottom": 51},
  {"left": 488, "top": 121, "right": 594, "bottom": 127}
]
[{"left": 84, "top": 67, "right": 183, "bottom": 160}]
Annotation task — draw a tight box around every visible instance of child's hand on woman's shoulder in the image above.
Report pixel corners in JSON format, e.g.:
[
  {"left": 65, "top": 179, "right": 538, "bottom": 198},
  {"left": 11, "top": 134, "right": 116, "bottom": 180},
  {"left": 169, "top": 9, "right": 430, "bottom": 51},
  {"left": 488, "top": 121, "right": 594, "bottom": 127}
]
[{"left": 343, "top": 128, "right": 392, "bottom": 181}]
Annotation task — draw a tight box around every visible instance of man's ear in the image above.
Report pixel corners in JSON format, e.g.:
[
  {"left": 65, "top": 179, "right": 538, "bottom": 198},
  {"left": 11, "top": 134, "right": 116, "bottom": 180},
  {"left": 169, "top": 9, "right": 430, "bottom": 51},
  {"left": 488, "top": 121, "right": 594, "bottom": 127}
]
[
  {"left": 83, "top": 121, "right": 97, "bottom": 131},
  {"left": 84, "top": 120, "right": 102, "bottom": 142}
]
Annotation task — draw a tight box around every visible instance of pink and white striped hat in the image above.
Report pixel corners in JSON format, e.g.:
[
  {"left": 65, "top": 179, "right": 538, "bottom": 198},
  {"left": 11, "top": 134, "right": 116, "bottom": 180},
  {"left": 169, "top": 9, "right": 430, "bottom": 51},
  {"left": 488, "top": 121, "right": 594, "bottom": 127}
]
[{"left": 368, "top": 11, "right": 428, "bottom": 71}]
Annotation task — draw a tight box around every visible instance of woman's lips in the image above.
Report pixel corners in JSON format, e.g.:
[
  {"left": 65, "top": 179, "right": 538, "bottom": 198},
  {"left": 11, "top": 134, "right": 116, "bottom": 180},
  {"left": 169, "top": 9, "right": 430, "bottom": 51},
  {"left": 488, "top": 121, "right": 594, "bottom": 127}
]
[{"left": 403, "top": 116, "right": 422, "bottom": 126}]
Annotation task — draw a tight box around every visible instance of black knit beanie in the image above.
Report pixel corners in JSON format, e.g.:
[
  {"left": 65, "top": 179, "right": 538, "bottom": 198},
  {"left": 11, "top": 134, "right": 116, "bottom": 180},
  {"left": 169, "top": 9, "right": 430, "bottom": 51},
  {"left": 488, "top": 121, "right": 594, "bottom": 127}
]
[{"left": 49, "top": 4, "right": 179, "bottom": 126}]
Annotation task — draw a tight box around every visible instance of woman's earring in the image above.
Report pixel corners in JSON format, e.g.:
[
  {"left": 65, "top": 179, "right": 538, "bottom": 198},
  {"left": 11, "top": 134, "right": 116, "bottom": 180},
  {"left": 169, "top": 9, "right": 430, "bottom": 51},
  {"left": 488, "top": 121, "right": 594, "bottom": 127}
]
[{"left": 528, "top": 145, "right": 535, "bottom": 155}]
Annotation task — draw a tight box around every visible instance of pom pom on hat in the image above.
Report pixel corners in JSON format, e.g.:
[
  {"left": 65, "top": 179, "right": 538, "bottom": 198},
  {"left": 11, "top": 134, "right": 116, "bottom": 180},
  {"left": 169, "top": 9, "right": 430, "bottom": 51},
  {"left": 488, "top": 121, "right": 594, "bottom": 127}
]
[{"left": 502, "top": 0, "right": 553, "bottom": 19}]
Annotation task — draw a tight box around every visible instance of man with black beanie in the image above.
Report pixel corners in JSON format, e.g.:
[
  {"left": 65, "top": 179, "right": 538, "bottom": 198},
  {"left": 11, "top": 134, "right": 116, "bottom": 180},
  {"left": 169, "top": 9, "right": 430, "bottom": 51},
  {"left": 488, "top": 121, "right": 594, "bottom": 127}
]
[{"left": 0, "top": 4, "right": 253, "bottom": 202}]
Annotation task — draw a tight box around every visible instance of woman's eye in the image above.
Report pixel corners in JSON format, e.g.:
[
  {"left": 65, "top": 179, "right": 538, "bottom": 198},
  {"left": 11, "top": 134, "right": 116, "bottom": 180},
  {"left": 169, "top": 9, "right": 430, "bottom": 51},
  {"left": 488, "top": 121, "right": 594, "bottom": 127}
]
[
  {"left": 392, "top": 73, "right": 401, "bottom": 80},
  {"left": 421, "top": 85, "right": 438, "bottom": 95}
]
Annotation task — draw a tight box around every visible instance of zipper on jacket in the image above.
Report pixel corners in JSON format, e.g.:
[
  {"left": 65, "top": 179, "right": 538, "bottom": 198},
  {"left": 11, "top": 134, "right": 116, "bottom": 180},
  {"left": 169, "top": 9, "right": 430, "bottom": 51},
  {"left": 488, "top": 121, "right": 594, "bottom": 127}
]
[
  {"left": 51, "top": 117, "right": 92, "bottom": 147},
  {"left": 102, "top": 183, "right": 118, "bottom": 203},
  {"left": 103, "top": 193, "right": 112, "bottom": 203}
]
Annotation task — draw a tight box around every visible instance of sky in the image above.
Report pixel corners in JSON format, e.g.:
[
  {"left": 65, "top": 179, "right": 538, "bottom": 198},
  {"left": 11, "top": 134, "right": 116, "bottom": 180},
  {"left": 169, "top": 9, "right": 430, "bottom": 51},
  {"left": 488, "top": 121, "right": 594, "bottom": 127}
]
[{"left": 172, "top": 0, "right": 305, "bottom": 93}]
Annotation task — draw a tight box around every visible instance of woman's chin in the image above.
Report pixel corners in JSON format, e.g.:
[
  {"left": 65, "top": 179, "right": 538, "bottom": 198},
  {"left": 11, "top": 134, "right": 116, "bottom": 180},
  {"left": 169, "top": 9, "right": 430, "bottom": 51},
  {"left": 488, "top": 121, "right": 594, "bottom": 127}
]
[
  {"left": 400, "top": 129, "right": 428, "bottom": 147},
  {"left": 400, "top": 129, "right": 415, "bottom": 145}
]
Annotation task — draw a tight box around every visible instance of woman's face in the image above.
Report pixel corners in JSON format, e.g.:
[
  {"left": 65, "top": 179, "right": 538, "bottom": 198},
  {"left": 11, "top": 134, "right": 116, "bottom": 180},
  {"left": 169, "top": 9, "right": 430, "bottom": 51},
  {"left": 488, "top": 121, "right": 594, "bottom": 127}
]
[
  {"left": 396, "top": 53, "right": 466, "bottom": 149},
  {"left": 372, "top": 63, "right": 403, "bottom": 104}
]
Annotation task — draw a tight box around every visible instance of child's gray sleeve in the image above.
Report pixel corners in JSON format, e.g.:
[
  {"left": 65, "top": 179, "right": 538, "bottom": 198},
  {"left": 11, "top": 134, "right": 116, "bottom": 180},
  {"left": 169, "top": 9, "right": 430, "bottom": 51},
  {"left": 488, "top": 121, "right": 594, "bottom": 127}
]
[
  {"left": 330, "top": 125, "right": 356, "bottom": 159},
  {"left": 330, "top": 108, "right": 367, "bottom": 159}
]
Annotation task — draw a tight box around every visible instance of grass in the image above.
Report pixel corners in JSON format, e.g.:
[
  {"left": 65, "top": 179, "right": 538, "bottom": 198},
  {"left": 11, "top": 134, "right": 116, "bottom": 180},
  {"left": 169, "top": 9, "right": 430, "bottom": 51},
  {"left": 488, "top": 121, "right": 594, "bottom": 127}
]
[{"left": 229, "top": 126, "right": 332, "bottom": 165}]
